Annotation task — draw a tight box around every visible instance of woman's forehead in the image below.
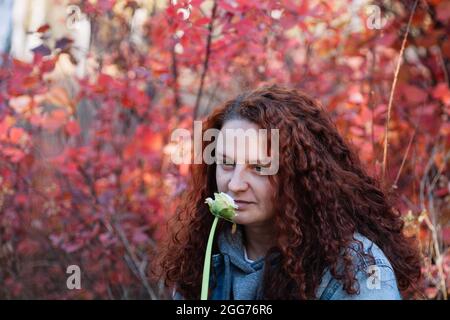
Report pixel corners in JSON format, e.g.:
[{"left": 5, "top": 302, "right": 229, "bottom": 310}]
[
  {"left": 220, "top": 118, "right": 260, "bottom": 130},
  {"left": 216, "top": 127, "right": 272, "bottom": 165}
]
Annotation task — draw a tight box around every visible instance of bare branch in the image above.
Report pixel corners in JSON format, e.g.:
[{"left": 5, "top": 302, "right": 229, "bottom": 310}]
[
  {"left": 193, "top": 0, "right": 218, "bottom": 120},
  {"left": 382, "top": 0, "right": 419, "bottom": 181}
]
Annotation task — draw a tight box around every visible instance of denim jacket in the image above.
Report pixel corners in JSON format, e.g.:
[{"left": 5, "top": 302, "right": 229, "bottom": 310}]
[
  {"left": 173, "top": 229, "right": 402, "bottom": 300},
  {"left": 315, "top": 233, "right": 402, "bottom": 300}
]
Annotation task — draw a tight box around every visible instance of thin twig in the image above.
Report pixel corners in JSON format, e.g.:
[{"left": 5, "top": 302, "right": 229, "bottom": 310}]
[
  {"left": 170, "top": 35, "right": 181, "bottom": 113},
  {"left": 437, "top": 46, "right": 449, "bottom": 86},
  {"left": 428, "top": 150, "right": 450, "bottom": 192},
  {"left": 420, "top": 212, "right": 448, "bottom": 300},
  {"left": 367, "top": 45, "right": 376, "bottom": 172},
  {"left": 113, "top": 221, "right": 158, "bottom": 300},
  {"left": 419, "top": 145, "right": 438, "bottom": 210},
  {"left": 392, "top": 126, "right": 417, "bottom": 189},
  {"left": 193, "top": 0, "right": 218, "bottom": 120},
  {"left": 382, "top": 0, "right": 419, "bottom": 181}
]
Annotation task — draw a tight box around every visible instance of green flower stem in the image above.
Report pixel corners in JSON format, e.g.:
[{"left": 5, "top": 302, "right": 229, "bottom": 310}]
[{"left": 201, "top": 215, "right": 219, "bottom": 300}]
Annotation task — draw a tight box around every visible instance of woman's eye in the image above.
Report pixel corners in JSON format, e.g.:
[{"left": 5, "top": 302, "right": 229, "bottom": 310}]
[
  {"left": 253, "top": 165, "right": 263, "bottom": 173},
  {"left": 218, "top": 160, "right": 235, "bottom": 169}
]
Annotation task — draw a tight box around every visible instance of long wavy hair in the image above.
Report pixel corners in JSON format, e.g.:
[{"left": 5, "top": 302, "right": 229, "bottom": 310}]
[{"left": 154, "top": 84, "right": 421, "bottom": 299}]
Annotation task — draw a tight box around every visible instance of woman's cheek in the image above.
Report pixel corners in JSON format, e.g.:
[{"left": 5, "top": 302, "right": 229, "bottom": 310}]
[{"left": 215, "top": 167, "right": 229, "bottom": 191}]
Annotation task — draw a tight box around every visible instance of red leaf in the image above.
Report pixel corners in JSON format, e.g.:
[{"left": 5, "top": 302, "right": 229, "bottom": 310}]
[
  {"left": 42, "top": 109, "right": 67, "bottom": 132},
  {"left": 435, "top": 187, "right": 449, "bottom": 197},
  {"left": 62, "top": 242, "right": 83, "bottom": 253},
  {"left": 55, "top": 37, "right": 73, "bottom": 51},
  {"left": 402, "top": 84, "right": 428, "bottom": 104},
  {"left": 132, "top": 230, "right": 149, "bottom": 245},
  {"left": 40, "top": 57, "right": 57, "bottom": 73},
  {"left": 432, "top": 83, "right": 450, "bottom": 106},
  {"left": 2, "top": 147, "right": 25, "bottom": 163},
  {"left": 443, "top": 227, "right": 450, "bottom": 246},
  {"left": 194, "top": 17, "right": 210, "bottom": 26},
  {"left": 219, "top": 1, "right": 240, "bottom": 13},
  {"left": 66, "top": 120, "right": 81, "bottom": 136},
  {"left": 17, "top": 239, "right": 40, "bottom": 255},
  {"left": 31, "top": 44, "right": 51, "bottom": 57},
  {"left": 8, "top": 127, "right": 26, "bottom": 144},
  {"left": 36, "top": 24, "right": 50, "bottom": 33},
  {"left": 436, "top": 1, "right": 450, "bottom": 23},
  {"left": 15, "top": 194, "right": 27, "bottom": 205}
]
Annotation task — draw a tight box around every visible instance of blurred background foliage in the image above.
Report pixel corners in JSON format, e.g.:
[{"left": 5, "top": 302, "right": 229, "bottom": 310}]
[{"left": 0, "top": 0, "right": 448, "bottom": 299}]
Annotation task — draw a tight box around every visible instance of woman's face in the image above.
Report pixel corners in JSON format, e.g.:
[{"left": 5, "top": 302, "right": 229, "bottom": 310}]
[{"left": 215, "top": 119, "right": 276, "bottom": 227}]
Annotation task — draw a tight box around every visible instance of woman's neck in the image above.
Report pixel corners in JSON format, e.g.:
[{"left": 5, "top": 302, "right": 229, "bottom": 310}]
[{"left": 243, "top": 223, "right": 276, "bottom": 261}]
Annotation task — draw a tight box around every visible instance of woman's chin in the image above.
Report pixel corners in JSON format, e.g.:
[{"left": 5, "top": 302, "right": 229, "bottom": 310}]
[
  {"left": 233, "top": 213, "right": 252, "bottom": 225},
  {"left": 232, "top": 216, "right": 245, "bottom": 225}
]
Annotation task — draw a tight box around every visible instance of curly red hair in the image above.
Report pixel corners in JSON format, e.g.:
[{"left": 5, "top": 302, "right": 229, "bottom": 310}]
[{"left": 154, "top": 84, "right": 421, "bottom": 299}]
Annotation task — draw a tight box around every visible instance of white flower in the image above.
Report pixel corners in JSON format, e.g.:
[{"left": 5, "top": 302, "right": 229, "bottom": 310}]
[{"left": 205, "top": 192, "right": 238, "bottom": 221}]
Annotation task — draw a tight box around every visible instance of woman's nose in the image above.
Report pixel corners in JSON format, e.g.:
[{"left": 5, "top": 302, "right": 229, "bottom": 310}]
[{"left": 228, "top": 165, "right": 248, "bottom": 193}]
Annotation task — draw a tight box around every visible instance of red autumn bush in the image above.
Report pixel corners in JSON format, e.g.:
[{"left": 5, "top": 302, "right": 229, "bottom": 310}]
[{"left": 0, "top": 0, "right": 448, "bottom": 299}]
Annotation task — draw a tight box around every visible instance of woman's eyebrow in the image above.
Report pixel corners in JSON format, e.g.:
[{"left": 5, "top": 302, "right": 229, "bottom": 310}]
[
  {"left": 255, "top": 159, "right": 272, "bottom": 166},
  {"left": 247, "top": 158, "right": 271, "bottom": 167},
  {"left": 215, "top": 152, "right": 234, "bottom": 162},
  {"left": 216, "top": 151, "right": 271, "bottom": 165}
]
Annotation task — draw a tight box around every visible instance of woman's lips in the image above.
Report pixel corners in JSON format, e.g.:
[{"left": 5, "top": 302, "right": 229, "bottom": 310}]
[{"left": 235, "top": 200, "right": 254, "bottom": 210}]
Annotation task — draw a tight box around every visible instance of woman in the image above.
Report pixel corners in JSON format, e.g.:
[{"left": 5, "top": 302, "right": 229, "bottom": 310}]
[{"left": 155, "top": 85, "right": 421, "bottom": 300}]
